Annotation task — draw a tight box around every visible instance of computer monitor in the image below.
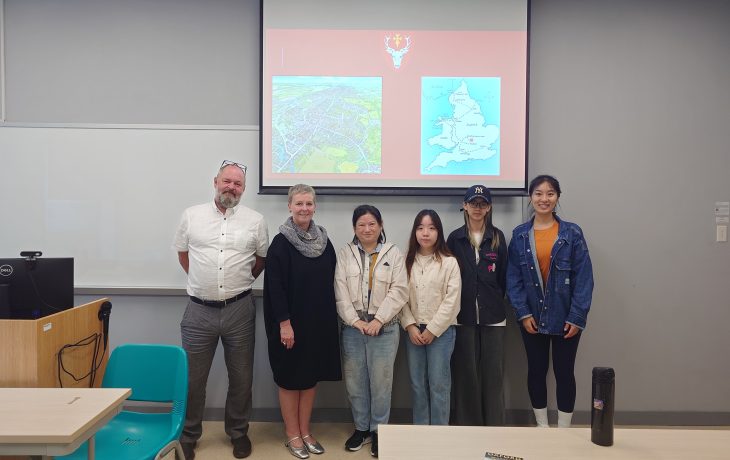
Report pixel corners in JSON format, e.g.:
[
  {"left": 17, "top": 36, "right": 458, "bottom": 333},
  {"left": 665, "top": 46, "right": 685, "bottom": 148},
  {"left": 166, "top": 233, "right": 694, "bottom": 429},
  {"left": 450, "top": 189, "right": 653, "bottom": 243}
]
[{"left": 0, "top": 257, "right": 74, "bottom": 319}]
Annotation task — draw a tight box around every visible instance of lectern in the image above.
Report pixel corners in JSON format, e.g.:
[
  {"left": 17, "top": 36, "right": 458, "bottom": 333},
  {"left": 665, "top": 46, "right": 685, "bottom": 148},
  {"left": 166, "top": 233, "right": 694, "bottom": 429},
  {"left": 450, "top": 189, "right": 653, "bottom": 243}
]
[{"left": 0, "top": 298, "right": 110, "bottom": 388}]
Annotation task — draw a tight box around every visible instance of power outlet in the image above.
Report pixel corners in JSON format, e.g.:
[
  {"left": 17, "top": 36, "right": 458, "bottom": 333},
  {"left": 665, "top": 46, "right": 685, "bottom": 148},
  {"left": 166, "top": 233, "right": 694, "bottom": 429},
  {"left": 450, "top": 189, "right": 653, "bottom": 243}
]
[{"left": 717, "top": 225, "right": 728, "bottom": 242}]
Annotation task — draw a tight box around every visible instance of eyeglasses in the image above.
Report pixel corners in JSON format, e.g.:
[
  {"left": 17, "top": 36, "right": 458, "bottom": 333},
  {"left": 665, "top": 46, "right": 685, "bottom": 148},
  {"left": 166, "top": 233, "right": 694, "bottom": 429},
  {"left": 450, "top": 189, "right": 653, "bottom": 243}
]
[
  {"left": 220, "top": 160, "right": 247, "bottom": 174},
  {"left": 467, "top": 201, "right": 490, "bottom": 209}
]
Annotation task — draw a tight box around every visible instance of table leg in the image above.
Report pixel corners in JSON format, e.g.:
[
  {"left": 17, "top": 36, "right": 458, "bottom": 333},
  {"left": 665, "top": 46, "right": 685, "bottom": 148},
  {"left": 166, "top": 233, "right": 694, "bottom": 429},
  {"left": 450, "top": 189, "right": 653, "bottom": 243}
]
[{"left": 87, "top": 435, "right": 95, "bottom": 460}]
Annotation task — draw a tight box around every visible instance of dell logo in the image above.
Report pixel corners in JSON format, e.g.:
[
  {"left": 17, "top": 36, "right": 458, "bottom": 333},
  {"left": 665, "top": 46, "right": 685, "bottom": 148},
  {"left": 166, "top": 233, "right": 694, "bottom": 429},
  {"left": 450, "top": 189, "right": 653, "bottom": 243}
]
[{"left": 0, "top": 265, "right": 13, "bottom": 277}]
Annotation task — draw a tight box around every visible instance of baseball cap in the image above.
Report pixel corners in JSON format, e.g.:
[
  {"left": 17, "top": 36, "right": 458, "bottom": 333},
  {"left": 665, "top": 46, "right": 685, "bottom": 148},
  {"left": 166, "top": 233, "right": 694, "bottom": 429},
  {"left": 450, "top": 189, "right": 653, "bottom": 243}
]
[{"left": 463, "top": 185, "right": 492, "bottom": 203}]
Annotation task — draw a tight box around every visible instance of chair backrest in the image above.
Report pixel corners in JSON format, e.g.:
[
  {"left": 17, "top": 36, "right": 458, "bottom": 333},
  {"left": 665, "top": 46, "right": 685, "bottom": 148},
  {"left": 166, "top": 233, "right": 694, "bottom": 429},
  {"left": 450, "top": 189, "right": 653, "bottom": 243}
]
[{"left": 102, "top": 344, "right": 188, "bottom": 421}]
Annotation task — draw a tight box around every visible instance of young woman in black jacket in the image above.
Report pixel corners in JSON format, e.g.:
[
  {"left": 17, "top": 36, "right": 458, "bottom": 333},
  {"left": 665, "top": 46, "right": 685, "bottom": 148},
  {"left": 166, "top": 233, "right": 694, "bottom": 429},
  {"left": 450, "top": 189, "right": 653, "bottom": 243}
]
[{"left": 446, "top": 185, "right": 508, "bottom": 426}]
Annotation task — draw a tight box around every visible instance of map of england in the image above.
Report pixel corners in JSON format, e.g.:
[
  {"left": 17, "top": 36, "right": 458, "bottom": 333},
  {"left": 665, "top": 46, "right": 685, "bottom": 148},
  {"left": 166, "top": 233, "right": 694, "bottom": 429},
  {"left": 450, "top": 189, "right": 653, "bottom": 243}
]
[{"left": 422, "top": 78, "right": 501, "bottom": 175}]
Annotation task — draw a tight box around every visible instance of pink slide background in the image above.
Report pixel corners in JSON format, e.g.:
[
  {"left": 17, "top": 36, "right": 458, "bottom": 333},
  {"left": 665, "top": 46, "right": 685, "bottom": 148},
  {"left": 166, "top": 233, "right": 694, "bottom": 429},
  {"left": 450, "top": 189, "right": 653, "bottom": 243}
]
[{"left": 263, "top": 29, "right": 527, "bottom": 186}]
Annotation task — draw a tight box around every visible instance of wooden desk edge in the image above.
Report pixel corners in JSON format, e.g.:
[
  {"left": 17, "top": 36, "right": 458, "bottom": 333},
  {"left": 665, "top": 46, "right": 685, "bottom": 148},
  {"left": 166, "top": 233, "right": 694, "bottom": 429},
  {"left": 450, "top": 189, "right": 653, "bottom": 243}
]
[
  {"left": 0, "top": 387, "right": 131, "bottom": 454},
  {"left": 71, "top": 387, "right": 132, "bottom": 441}
]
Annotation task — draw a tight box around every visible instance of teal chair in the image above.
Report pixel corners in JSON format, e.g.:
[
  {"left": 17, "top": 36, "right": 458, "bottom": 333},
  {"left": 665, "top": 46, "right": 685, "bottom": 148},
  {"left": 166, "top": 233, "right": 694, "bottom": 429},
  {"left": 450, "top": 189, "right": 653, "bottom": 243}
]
[{"left": 59, "top": 343, "right": 188, "bottom": 460}]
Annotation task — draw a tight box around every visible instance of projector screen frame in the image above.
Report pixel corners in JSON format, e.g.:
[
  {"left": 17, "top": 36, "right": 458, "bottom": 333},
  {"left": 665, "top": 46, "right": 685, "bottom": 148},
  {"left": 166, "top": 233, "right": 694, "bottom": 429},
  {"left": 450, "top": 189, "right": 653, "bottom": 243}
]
[{"left": 258, "top": 0, "right": 531, "bottom": 197}]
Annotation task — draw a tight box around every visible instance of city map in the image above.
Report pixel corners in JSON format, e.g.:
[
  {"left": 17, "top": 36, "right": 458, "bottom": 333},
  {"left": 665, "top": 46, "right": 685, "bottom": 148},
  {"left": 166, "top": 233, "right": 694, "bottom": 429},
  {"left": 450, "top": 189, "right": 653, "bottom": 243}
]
[{"left": 271, "top": 76, "right": 382, "bottom": 174}]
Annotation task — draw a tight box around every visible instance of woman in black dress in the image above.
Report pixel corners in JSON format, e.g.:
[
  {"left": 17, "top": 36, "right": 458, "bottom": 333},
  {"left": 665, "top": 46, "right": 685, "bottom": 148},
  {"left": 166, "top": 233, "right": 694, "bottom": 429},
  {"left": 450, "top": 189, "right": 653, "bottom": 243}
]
[{"left": 263, "top": 184, "right": 342, "bottom": 458}]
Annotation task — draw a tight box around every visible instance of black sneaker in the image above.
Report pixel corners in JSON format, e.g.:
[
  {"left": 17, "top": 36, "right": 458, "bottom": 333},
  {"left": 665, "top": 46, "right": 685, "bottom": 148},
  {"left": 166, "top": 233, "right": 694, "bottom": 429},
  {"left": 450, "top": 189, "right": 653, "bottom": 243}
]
[
  {"left": 232, "top": 435, "right": 252, "bottom": 458},
  {"left": 370, "top": 431, "right": 378, "bottom": 457},
  {"left": 345, "top": 429, "right": 371, "bottom": 451}
]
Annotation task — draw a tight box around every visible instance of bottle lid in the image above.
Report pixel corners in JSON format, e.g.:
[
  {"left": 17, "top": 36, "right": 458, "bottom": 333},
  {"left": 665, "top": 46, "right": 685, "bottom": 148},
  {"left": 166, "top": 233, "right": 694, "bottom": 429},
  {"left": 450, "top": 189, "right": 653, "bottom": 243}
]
[{"left": 592, "top": 367, "right": 615, "bottom": 382}]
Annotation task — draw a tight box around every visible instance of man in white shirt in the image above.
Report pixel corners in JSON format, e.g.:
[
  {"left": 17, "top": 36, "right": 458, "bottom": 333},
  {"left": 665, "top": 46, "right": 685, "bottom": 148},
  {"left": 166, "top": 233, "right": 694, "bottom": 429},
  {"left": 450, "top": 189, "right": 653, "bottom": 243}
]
[{"left": 173, "top": 161, "right": 268, "bottom": 459}]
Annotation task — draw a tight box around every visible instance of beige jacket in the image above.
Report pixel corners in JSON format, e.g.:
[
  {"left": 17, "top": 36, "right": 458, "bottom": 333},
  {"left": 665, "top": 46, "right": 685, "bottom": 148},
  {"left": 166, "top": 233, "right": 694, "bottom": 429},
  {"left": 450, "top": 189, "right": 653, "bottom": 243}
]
[
  {"left": 400, "top": 254, "right": 461, "bottom": 337},
  {"left": 335, "top": 242, "right": 408, "bottom": 326}
]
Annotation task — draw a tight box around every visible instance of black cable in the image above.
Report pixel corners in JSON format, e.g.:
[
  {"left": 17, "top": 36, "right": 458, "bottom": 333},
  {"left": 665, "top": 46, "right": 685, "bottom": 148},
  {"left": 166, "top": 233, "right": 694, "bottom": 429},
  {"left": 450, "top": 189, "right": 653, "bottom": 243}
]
[
  {"left": 57, "top": 334, "right": 97, "bottom": 387},
  {"left": 26, "top": 270, "right": 64, "bottom": 313},
  {"left": 57, "top": 331, "right": 108, "bottom": 388}
]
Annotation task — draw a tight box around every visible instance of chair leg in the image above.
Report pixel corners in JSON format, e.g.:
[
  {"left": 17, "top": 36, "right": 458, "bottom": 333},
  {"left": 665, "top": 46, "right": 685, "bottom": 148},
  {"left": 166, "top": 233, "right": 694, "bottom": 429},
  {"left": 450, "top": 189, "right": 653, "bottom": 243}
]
[
  {"left": 154, "top": 440, "right": 183, "bottom": 460},
  {"left": 174, "top": 442, "right": 185, "bottom": 460}
]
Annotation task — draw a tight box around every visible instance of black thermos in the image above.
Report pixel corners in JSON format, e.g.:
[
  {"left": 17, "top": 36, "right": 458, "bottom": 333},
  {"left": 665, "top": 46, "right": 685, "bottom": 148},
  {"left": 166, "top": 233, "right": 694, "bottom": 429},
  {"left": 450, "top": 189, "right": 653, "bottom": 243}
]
[{"left": 591, "top": 367, "right": 615, "bottom": 446}]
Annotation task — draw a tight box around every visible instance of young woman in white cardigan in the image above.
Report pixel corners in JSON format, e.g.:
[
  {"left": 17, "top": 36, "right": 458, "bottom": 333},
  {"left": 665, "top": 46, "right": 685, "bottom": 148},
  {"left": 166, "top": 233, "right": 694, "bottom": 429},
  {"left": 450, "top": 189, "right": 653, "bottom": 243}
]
[{"left": 400, "top": 209, "right": 461, "bottom": 425}]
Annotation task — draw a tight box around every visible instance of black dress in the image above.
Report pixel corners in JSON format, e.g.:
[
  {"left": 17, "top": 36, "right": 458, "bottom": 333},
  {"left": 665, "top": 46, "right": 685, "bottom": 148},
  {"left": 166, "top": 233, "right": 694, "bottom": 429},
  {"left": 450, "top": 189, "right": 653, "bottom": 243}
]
[{"left": 263, "top": 233, "right": 342, "bottom": 390}]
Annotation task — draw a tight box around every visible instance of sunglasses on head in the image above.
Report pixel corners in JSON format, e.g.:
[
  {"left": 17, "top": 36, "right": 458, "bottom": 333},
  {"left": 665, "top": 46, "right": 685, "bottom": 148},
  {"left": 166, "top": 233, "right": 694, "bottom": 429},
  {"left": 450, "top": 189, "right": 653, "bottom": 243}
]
[{"left": 220, "top": 160, "right": 247, "bottom": 174}]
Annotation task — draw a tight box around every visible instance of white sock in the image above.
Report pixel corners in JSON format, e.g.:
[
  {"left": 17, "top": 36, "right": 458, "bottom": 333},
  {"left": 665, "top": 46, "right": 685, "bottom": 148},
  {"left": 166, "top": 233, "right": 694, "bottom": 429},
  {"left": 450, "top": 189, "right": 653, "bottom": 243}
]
[
  {"left": 533, "top": 407, "right": 549, "bottom": 427},
  {"left": 557, "top": 410, "right": 573, "bottom": 428}
]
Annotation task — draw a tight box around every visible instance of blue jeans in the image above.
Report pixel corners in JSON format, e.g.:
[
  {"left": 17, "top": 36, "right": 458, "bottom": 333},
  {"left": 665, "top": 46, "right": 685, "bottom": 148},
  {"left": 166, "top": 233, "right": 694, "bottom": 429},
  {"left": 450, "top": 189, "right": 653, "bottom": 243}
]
[
  {"left": 341, "top": 323, "right": 400, "bottom": 432},
  {"left": 405, "top": 326, "right": 456, "bottom": 425}
]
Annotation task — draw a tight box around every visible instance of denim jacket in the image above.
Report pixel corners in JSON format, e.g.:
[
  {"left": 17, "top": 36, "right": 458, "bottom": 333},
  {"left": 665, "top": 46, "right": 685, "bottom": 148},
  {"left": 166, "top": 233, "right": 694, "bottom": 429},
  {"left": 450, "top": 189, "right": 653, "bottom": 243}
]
[{"left": 506, "top": 215, "right": 594, "bottom": 334}]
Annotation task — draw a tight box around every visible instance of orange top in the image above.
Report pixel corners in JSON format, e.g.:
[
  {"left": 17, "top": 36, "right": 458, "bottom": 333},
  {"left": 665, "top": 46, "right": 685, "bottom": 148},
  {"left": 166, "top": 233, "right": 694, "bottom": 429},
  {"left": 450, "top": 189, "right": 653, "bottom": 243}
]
[{"left": 534, "top": 222, "right": 558, "bottom": 287}]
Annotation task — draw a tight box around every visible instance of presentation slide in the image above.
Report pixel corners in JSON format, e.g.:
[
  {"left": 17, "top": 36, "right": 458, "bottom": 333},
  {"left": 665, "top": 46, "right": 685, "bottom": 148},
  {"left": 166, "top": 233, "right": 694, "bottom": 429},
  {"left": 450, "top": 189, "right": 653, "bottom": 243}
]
[{"left": 261, "top": 0, "right": 528, "bottom": 194}]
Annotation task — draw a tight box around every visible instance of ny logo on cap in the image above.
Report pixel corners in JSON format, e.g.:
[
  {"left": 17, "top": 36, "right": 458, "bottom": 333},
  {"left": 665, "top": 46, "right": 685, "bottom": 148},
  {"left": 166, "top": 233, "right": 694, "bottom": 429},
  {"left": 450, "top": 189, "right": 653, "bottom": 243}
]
[{"left": 475, "top": 187, "right": 484, "bottom": 194}]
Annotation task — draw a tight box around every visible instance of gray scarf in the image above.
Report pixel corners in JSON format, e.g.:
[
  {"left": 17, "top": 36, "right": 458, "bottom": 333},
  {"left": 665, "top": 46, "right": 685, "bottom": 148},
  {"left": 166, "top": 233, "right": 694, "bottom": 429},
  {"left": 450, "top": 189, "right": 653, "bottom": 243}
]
[{"left": 279, "top": 216, "right": 328, "bottom": 258}]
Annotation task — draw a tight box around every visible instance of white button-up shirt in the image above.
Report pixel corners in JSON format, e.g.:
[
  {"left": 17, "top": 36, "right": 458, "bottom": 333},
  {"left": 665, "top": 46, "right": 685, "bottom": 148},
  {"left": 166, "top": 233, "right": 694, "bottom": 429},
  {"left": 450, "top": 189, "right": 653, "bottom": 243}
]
[{"left": 174, "top": 201, "right": 268, "bottom": 300}]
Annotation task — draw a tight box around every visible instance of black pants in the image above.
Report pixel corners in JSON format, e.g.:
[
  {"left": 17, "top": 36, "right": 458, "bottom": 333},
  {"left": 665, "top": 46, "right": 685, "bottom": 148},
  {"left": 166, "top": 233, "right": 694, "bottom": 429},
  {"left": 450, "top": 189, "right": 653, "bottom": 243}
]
[
  {"left": 519, "top": 328, "right": 581, "bottom": 413},
  {"left": 450, "top": 325, "right": 505, "bottom": 426}
]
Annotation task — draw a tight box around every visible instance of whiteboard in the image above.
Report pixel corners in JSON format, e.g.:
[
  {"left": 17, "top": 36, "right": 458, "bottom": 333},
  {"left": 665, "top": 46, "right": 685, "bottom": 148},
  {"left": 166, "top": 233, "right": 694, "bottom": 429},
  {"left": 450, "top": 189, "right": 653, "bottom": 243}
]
[{"left": 0, "top": 126, "right": 524, "bottom": 288}]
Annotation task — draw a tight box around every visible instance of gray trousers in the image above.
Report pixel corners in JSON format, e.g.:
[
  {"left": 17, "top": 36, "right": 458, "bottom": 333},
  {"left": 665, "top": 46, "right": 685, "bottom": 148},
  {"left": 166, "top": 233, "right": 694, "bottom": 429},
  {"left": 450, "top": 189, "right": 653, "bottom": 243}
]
[
  {"left": 180, "top": 295, "right": 255, "bottom": 443},
  {"left": 450, "top": 325, "right": 505, "bottom": 426}
]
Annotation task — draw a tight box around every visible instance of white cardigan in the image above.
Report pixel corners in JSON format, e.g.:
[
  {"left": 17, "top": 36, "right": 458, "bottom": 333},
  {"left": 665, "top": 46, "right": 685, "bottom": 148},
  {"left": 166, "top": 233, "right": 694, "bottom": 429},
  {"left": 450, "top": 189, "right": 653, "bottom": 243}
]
[{"left": 400, "top": 254, "right": 461, "bottom": 337}]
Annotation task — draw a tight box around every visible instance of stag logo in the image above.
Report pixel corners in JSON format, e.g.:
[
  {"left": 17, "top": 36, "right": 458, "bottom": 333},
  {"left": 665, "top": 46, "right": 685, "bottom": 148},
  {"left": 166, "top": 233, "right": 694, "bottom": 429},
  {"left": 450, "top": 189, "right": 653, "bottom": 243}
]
[{"left": 385, "top": 34, "right": 411, "bottom": 69}]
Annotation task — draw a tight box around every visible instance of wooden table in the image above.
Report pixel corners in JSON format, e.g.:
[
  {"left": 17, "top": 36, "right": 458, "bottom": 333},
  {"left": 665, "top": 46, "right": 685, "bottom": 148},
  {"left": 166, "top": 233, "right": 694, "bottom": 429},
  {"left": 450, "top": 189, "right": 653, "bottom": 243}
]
[
  {"left": 0, "top": 387, "right": 131, "bottom": 459},
  {"left": 378, "top": 424, "right": 730, "bottom": 460}
]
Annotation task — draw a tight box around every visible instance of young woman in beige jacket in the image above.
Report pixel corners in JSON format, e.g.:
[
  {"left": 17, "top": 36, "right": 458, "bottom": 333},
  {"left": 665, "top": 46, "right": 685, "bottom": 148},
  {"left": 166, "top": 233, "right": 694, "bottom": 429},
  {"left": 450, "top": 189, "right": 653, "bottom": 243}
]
[{"left": 400, "top": 209, "right": 461, "bottom": 426}]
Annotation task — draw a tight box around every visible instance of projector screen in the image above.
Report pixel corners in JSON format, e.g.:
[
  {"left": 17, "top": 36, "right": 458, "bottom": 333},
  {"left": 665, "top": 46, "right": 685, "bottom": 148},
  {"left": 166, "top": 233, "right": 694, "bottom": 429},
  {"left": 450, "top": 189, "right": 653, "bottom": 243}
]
[{"left": 260, "top": 0, "right": 529, "bottom": 195}]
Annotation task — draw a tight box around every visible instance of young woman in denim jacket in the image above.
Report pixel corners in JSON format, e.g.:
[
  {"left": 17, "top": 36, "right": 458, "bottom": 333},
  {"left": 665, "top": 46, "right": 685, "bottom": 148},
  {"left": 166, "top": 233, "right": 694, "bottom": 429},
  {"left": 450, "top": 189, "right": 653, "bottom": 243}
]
[
  {"left": 506, "top": 175, "right": 594, "bottom": 428},
  {"left": 334, "top": 205, "right": 408, "bottom": 458},
  {"left": 446, "top": 185, "right": 509, "bottom": 426}
]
